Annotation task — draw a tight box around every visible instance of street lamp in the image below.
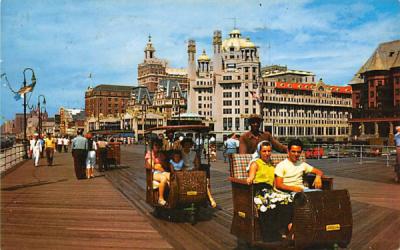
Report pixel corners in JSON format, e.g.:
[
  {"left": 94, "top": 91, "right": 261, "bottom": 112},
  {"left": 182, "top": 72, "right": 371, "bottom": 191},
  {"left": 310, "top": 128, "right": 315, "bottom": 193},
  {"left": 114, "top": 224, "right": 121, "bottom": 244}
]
[
  {"left": 141, "top": 95, "right": 148, "bottom": 134},
  {"left": 23, "top": 68, "right": 36, "bottom": 159},
  {"left": 37, "top": 94, "right": 46, "bottom": 136}
]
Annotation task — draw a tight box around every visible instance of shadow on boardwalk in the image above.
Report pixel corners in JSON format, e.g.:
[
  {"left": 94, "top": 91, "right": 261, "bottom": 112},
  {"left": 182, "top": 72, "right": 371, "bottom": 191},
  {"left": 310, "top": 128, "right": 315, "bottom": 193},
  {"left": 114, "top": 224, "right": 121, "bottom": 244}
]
[{"left": 1, "top": 151, "right": 172, "bottom": 250}]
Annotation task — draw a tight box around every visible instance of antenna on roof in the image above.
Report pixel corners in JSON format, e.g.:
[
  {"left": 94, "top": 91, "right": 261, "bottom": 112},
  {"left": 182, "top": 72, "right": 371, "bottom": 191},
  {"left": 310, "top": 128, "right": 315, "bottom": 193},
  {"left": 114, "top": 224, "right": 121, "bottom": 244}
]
[
  {"left": 88, "top": 72, "right": 95, "bottom": 88},
  {"left": 226, "top": 17, "right": 238, "bottom": 29}
]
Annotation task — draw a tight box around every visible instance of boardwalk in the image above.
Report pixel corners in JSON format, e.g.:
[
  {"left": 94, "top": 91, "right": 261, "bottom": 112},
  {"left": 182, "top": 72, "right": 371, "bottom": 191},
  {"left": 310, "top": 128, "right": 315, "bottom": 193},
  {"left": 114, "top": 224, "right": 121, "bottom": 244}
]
[
  {"left": 1, "top": 151, "right": 172, "bottom": 250},
  {"left": 2, "top": 145, "right": 400, "bottom": 249}
]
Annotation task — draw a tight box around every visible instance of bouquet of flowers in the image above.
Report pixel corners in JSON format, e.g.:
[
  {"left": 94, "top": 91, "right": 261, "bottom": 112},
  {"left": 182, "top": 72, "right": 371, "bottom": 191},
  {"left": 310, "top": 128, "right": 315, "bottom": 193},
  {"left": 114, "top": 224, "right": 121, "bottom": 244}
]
[{"left": 254, "top": 189, "right": 295, "bottom": 212}]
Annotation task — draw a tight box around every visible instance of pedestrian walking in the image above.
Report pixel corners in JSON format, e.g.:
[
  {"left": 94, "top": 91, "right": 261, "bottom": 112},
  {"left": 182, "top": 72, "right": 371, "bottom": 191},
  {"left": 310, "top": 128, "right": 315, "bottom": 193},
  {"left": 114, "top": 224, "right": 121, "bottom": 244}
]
[
  {"left": 97, "top": 136, "right": 109, "bottom": 172},
  {"left": 86, "top": 133, "right": 97, "bottom": 179},
  {"left": 224, "top": 133, "right": 240, "bottom": 166},
  {"left": 39, "top": 135, "right": 45, "bottom": 158},
  {"left": 71, "top": 129, "right": 88, "bottom": 179},
  {"left": 394, "top": 126, "right": 400, "bottom": 183},
  {"left": 44, "top": 133, "right": 56, "bottom": 166},
  {"left": 63, "top": 137, "right": 70, "bottom": 153},
  {"left": 57, "top": 137, "right": 63, "bottom": 152},
  {"left": 29, "top": 133, "right": 42, "bottom": 167},
  {"left": 28, "top": 135, "right": 34, "bottom": 159}
]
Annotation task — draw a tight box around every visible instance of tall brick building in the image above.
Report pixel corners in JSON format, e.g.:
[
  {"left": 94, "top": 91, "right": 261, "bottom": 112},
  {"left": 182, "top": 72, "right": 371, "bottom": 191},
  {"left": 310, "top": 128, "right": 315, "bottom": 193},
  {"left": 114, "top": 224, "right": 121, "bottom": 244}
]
[
  {"left": 85, "top": 84, "right": 134, "bottom": 119},
  {"left": 349, "top": 40, "right": 400, "bottom": 143}
]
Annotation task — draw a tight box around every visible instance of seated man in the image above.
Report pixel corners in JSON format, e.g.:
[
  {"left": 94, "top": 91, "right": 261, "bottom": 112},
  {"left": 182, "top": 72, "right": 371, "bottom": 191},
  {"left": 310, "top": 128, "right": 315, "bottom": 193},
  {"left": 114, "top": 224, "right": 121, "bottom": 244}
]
[
  {"left": 274, "top": 139, "right": 324, "bottom": 239},
  {"left": 275, "top": 139, "right": 324, "bottom": 193}
]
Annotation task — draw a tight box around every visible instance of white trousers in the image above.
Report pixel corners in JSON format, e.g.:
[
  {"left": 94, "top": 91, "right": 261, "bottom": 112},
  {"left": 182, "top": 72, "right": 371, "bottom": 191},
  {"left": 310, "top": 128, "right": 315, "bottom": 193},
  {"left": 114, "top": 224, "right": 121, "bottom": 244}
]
[{"left": 32, "top": 149, "right": 40, "bottom": 166}]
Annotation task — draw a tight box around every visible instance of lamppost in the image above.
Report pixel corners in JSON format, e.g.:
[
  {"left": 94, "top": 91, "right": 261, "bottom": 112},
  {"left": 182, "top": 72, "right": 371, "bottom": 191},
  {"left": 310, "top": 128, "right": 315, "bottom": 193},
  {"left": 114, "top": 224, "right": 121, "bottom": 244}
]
[
  {"left": 37, "top": 94, "right": 46, "bottom": 136},
  {"left": 141, "top": 95, "right": 148, "bottom": 135},
  {"left": 23, "top": 68, "right": 36, "bottom": 159},
  {"left": 41, "top": 107, "right": 47, "bottom": 134}
]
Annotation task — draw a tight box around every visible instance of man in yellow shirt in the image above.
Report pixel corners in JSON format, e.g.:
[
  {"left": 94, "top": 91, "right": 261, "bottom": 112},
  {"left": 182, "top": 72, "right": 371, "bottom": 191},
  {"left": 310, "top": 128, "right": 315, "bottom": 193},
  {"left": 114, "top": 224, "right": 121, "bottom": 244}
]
[{"left": 44, "top": 133, "right": 56, "bottom": 166}]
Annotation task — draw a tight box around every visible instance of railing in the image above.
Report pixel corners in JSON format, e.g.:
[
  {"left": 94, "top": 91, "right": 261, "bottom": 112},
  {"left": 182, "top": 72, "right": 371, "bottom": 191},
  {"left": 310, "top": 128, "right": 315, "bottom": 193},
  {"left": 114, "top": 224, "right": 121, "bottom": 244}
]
[
  {"left": 0, "top": 144, "right": 26, "bottom": 174},
  {"left": 304, "top": 144, "right": 397, "bottom": 166}
]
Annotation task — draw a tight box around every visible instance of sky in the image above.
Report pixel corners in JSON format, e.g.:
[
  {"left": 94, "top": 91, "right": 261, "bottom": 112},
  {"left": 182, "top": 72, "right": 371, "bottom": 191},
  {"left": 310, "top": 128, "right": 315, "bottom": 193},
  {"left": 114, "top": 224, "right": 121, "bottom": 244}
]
[{"left": 1, "top": 0, "right": 400, "bottom": 122}]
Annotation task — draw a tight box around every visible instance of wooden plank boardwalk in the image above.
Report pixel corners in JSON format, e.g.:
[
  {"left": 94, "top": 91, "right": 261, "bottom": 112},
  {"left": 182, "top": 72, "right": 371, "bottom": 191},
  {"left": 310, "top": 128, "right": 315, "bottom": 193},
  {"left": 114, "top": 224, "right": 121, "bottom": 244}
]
[
  {"left": 2, "top": 145, "right": 399, "bottom": 249},
  {"left": 105, "top": 145, "right": 400, "bottom": 250},
  {"left": 1, "top": 151, "right": 172, "bottom": 250}
]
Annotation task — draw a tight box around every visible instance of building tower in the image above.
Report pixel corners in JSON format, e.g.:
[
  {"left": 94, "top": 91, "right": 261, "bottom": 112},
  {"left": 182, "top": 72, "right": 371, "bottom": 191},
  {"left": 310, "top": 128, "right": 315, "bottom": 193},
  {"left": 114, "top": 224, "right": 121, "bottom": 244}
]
[
  {"left": 144, "top": 35, "right": 155, "bottom": 60},
  {"left": 212, "top": 30, "right": 222, "bottom": 73},
  {"left": 137, "top": 35, "right": 167, "bottom": 92},
  {"left": 187, "top": 39, "right": 197, "bottom": 113}
]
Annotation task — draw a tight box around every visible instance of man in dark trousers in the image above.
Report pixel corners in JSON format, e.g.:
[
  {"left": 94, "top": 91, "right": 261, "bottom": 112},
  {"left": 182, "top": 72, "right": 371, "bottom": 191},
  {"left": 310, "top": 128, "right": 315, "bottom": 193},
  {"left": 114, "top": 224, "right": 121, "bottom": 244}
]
[
  {"left": 71, "top": 129, "right": 88, "bottom": 179},
  {"left": 97, "top": 136, "right": 109, "bottom": 172},
  {"left": 239, "top": 114, "right": 287, "bottom": 154}
]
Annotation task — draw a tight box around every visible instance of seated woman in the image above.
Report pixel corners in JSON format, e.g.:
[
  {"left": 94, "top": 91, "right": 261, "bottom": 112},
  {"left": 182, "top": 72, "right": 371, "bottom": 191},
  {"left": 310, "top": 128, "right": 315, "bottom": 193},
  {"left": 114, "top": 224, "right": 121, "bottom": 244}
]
[
  {"left": 246, "top": 140, "right": 294, "bottom": 242},
  {"left": 145, "top": 138, "right": 169, "bottom": 206},
  {"left": 180, "top": 137, "right": 217, "bottom": 208}
]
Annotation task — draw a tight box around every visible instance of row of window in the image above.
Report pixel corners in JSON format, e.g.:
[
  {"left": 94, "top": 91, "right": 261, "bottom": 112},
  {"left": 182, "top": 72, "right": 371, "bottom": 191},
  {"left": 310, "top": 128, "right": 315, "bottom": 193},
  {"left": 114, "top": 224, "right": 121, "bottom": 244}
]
[
  {"left": 274, "top": 127, "right": 348, "bottom": 136},
  {"left": 267, "top": 111, "right": 349, "bottom": 119},
  {"left": 198, "top": 103, "right": 212, "bottom": 109},
  {"left": 265, "top": 95, "right": 351, "bottom": 106},
  {"left": 198, "top": 96, "right": 212, "bottom": 101},
  {"left": 270, "top": 118, "right": 346, "bottom": 125}
]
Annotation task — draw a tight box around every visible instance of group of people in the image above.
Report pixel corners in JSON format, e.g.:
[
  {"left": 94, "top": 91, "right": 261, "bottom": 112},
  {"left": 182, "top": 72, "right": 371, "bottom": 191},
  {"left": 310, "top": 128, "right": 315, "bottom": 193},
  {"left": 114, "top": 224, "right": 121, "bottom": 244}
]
[
  {"left": 29, "top": 133, "right": 64, "bottom": 167},
  {"left": 71, "top": 129, "right": 110, "bottom": 180},
  {"left": 145, "top": 130, "right": 217, "bottom": 208},
  {"left": 237, "top": 114, "right": 324, "bottom": 241}
]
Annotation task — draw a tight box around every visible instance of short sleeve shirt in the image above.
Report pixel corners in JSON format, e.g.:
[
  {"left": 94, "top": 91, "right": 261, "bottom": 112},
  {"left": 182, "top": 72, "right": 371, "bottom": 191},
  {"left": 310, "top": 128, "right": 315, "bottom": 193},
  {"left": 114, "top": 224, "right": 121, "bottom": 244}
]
[
  {"left": 395, "top": 132, "right": 400, "bottom": 147},
  {"left": 275, "top": 159, "right": 314, "bottom": 188},
  {"left": 45, "top": 138, "right": 56, "bottom": 148}
]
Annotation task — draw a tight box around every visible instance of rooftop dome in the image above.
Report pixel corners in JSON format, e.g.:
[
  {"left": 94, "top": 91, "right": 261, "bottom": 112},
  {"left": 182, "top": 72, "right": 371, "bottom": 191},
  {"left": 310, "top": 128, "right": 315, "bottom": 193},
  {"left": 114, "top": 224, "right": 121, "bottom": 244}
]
[
  {"left": 222, "top": 29, "right": 256, "bottom": 51},
  {"left": 198, "top": 49, "right": 210, "bottom": 61}
]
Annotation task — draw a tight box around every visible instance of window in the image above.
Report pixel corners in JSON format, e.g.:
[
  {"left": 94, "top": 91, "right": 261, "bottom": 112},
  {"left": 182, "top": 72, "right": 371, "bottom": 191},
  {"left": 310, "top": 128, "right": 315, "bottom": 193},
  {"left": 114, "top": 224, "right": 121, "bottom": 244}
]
[
  {"left": 235, "top": 118, "right": 240, "bottom": 130},
  {"left": 223, "top": 109, "right": 232, "bottom": 114},
  {"left": 223, "top": 100, "right": 232, "bottom": 106},
  {"left": 245, "top": 100, "right": 249, "bottom": 105},
  {"left": 198, "top": 96, "right": 202, "bottom": 101},
  {"left": 245, "top": 92, "right": 249, "bottom": 97}
]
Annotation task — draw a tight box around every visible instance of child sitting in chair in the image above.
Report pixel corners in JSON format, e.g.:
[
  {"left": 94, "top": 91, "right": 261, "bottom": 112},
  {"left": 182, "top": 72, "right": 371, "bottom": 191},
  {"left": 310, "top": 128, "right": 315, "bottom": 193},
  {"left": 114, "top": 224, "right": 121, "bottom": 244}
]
[
  {"left": 145, "top": 138, "right": 169, "bottom": 206},
  {"left": 169, "top": 150, "right": 184, "bottom": 171}
]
